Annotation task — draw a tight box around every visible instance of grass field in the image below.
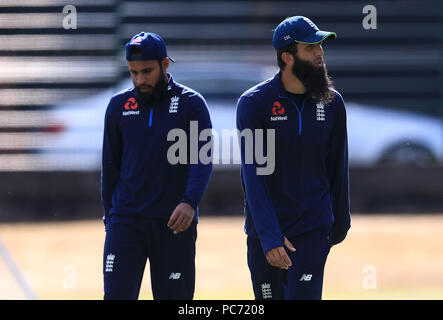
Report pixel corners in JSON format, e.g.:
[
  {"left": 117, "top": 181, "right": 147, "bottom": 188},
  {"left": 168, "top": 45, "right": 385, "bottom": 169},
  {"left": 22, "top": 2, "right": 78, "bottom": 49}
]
[{"left": 1, "top": 214, "right": 443, "bottom": 300}]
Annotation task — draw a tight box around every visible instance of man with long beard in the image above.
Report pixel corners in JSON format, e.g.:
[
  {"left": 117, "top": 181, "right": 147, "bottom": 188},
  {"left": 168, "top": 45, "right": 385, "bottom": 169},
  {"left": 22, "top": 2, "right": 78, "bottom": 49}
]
[
  {"left": 236, "top": 16, "right": 351, "bottom": 300},
  {"left": 101, "top": 32, "right": 212, "bottom": 299}
]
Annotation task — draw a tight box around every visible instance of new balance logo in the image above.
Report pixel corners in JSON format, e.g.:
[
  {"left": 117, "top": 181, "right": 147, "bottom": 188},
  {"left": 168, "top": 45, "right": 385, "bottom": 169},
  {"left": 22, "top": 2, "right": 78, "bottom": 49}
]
[
  {"left": 261, "top": 283, "right": 272, "bottom": 299},
  {"left": 105, "top": 253, "right": 115, "bottom": 272},
  {"left": 169, "top": 272, "right": 181, "bottom": 280},
  {"left": 169, "top": 96, "right": 179, "bottom": 113},
  {"left": 300, "top": 274, "right": 313, "bottom": 281}
]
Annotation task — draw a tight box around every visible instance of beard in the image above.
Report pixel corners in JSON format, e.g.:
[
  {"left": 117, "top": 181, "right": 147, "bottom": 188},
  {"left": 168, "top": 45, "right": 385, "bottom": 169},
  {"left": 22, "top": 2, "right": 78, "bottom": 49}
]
[
  {"left": 134, "top": 71, "right": 167, "bottom": 106},
  {"left": 291, "top": 55, "right": 335, "bottom": 104}
]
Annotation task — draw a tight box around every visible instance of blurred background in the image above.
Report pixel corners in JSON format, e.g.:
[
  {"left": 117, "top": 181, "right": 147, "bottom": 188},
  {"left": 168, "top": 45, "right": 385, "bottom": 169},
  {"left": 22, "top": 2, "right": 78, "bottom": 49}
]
[{"left": 0, "top": 0, "right": 442, "bottom": 300}]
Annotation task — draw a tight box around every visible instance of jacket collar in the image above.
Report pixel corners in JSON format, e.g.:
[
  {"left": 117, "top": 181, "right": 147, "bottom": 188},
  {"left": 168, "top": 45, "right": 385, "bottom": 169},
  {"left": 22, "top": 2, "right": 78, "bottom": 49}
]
[
  {"left": 273, "top": 71, "right": 311, "bottom": 103},
  {"left": 272, "top": 71, "right": 287, "bottom": 97},
  {"left": 166, "top": 73, "right": 175, "bottom": 92}
]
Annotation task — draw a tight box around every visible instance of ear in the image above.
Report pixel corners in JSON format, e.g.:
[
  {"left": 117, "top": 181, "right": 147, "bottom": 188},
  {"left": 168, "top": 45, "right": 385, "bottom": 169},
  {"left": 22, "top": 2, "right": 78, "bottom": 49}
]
[
  {"left": 162, "top": 57, "right": 170, "bottom": 73},
  {"left": 281, "top": 51, "right": 294, "bottom": 67}
]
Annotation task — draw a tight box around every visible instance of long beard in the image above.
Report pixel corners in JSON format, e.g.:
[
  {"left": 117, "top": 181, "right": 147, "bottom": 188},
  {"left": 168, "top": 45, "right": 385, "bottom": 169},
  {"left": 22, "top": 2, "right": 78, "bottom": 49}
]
[
  {"left": 291, "top": 56, "right": 335, "bottom": 104},
  {"left": 134, "top": 72, "right": 167, "bottom": 106}
]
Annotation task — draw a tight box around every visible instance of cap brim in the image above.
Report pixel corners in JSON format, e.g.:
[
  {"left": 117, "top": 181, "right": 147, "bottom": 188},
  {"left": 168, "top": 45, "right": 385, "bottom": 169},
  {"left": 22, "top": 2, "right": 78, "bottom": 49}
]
[{"left": 296, "top": 31, "right": 337, "bottom": 44}]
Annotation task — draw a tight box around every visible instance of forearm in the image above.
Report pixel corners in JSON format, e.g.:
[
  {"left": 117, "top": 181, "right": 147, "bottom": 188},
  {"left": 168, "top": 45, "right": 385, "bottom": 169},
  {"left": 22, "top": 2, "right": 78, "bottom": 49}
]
[{"left": 181, "top": 162, "right": 213, "bottom": 210}]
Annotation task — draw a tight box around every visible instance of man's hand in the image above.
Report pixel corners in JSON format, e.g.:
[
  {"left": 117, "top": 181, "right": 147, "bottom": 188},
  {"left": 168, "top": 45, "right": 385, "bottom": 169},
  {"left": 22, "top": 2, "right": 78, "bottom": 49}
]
[
  {"left": 265, "top": 237, "right": 296, "bottom": 270},
  {"left": 167, "top": 202, "right": 195, "bottom": 234}
]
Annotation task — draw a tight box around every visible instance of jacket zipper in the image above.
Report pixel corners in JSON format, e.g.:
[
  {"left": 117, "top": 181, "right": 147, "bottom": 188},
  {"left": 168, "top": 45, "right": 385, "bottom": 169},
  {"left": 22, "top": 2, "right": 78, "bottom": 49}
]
[
  {"left": 148, "top": 107, "right": 154, "bottom": 127},
  {"left": 133, "top": 93, "right": 154, "bottom": 128},
  {"left": 278, "top": 96, "right": 307, "bottom": 136}
]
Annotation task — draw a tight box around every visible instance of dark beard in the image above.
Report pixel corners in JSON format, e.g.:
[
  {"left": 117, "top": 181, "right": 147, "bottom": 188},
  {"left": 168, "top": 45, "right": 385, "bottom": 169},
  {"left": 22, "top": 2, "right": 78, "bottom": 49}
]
[
  {"left": 134, "top": 71, "right": 167, "bottom": 106},
  {"left": 291, "top": 55, "right": 335, "bottom": 104}
]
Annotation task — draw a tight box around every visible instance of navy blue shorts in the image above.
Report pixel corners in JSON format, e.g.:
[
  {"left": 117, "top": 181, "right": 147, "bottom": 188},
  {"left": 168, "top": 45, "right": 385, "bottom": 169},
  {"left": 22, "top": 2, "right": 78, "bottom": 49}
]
[
  {"left": 247, "top": 224, "right": 332, "bottom": 300},
  {"left": 103, "top": 214, "right": 197, "bottom": 300}
]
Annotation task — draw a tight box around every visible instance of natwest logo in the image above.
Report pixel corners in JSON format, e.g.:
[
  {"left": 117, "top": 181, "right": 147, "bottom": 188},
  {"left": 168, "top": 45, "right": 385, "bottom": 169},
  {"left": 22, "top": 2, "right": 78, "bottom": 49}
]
[
  {"left": 130, "top": 35, "right": 146, "bottom": 44},
  {"left": 271, "top": 101, "right": 285, "bottom": 115},
  {"left": 270, "top": 101, "right": 287, "bottom": 121},
  {"left": 124, "top": 97, "right": 138, "bottom": 110},
  {"left": 123, "top": 97, "right": 140, "bottom": 116}
]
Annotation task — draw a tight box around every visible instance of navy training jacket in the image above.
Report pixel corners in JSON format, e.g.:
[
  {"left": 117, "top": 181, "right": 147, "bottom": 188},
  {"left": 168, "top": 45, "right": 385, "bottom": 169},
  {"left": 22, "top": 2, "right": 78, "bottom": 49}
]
[
  {"left": 101, "top": 74, "right": 213, "bottom": 224},
  {"left": 236, "top": 72, "right": 351, "bottom": 254}
]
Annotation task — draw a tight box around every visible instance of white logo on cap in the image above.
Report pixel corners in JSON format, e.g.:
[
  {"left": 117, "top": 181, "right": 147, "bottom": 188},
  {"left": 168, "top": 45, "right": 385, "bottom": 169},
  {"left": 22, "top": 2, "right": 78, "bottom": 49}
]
[
  {"left": 284, "top": 35, "right": 291, "bottom": 40},
  {"left": 304, "top": 17, "right": 317, "bottom": 29}
]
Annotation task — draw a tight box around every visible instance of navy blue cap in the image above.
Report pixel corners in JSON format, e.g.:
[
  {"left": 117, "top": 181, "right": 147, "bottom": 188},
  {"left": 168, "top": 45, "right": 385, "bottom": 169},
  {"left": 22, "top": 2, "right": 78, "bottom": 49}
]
[
  {"left": 272, "top": 16, "right": 336, "bottom": 50},
  {"left": 126, "top": 32, "right": 175, "bottom": 62}
]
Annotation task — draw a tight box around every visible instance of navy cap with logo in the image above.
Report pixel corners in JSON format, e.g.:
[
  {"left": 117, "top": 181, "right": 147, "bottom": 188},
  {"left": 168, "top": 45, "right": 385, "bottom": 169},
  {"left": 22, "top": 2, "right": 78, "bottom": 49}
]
[
  {"left": 272, "top": 16, "right": 336, "bottom": 50},
  {"left": 125, "top": 32, "right": 175, "bottom": 62}
]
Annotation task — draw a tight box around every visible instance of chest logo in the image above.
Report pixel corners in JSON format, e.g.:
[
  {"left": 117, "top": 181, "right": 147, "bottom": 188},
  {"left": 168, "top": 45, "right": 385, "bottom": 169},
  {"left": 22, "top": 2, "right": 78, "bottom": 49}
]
[
  {"left": 124, "top": 97, "right": 138, "bottom": 110},
  {"left": 271, "top": 101, "right": 285, "bottom": 115},
  {"left": 169, "top": 96, "right": 179, "bottom": 113},
  {"left": 316, "top": 103, "right": 325, "bottom": 121},
  {"left": 271, "top": 101, "right": 287, "bottom": 121},
  {"left": 123, "top": 97, "right": 140, "bottom": 116}
]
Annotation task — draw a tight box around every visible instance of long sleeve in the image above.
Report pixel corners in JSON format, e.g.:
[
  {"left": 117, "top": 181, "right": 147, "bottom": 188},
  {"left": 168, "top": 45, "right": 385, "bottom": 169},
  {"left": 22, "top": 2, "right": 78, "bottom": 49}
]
[
  {"left": 327, "top": 95, "right": 351, "bottom": 245},
  {"left": 101, "top": 99, "right": 122, "bottom": 224},
  {"left": 236, "top": 95, "right": 284, "bottom": 254},
  {"left": 180, "top": 96, "right": 213, "bottom": 211}
]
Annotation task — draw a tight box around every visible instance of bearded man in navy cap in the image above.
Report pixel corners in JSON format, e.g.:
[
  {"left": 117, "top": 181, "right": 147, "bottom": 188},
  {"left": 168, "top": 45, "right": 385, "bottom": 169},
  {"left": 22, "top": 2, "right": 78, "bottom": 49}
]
[
  {"left": 101, "top": 32, "right": 213, "bottom": 299},
  {"left": 237, "top": 16, "right": 351, "bottom": 300}
]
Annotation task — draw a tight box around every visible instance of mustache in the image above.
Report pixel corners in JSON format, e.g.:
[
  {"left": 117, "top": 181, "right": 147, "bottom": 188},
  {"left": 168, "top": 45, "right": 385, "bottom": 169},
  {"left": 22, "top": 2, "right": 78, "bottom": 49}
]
[
  {"left": 314, "top": 58, "right": 324, "bottom": 66},
  {"left": 137, "top": 84, "right": 154, "bottom": 90}
]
